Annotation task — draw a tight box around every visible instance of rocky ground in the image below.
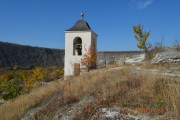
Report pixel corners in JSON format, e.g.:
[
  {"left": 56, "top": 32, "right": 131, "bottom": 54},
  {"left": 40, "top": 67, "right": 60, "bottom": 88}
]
[
  {"left": 1, "top": 46, "right": 179, "bottom": 120},
  {"left": 22, "top": 95, "right": 171, "bottom": 120},
  {"left": 130, "top": 68, "right": 180, "bottom": 78},
  {"left": 21, "top": 51, "right": 180, "bottom": 120},
  {"left": 22, "top": 95, "right": 167, "bottom": 120},
  {"left": 21, "top": 66, "right": 179, "bottom": 120}
]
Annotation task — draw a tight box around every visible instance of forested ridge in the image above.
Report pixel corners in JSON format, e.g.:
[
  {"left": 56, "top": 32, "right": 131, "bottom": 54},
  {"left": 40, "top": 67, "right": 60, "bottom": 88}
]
[{"left": 0, "top": 41, "right": 64, "bottom": 68}]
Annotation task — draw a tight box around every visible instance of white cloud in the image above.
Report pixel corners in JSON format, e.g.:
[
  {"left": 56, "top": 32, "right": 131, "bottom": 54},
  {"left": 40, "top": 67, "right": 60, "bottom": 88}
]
[{"left": 131, "top": 0, "right": 154, "bottom": 9}]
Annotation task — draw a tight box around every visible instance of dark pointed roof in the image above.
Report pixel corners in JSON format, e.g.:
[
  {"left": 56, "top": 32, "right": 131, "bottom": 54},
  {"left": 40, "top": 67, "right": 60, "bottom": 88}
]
[{"left": 65, "top": 20, "right": 91, "bottom": 31}]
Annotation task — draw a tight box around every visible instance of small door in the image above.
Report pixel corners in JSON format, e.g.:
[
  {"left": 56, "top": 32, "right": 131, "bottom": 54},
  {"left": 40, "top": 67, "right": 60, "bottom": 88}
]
[{"left": 74, "top": 63, "right": 80, "bottom": 76}]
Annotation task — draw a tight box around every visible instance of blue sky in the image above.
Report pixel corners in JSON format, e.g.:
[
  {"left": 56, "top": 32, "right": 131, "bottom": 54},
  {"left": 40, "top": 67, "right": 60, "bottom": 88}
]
[{"left": 0, "top": 0, "right": 180, "bottom": 51}]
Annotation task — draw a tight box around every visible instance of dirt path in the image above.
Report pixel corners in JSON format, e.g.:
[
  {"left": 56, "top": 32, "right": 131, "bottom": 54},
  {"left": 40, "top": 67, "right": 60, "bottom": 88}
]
[
  {"left": 131, "top": 68, "right": 180, "bottom": 77},
  {"left": 107, "top": 65, "right": 180, "bottom": 79}
]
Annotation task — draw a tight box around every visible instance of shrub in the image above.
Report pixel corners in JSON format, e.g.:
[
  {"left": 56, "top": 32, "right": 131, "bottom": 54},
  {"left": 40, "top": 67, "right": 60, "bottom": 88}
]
[
  {"left": 81, "top": 48, "right": 97, "bottom": 71},
  {"left": 21, "top": 70, "right": 34, "bottom": 88},
  {"left": 32, "top": 66, "right": 45, "bottom": 81},
  {"left": 0, "top": 66, "right": 64, "bottom": 100},
  {"left": 1, "top": 78, "right": 24, "bottom": 100},
  {"left": 174, "top": 39, "right": 180, "bottom": 51},
  {"left": 146, "top": 41, "right": 164, "bottom": 60},
  {"left": 58, "top": 69, "right": 64, "bottom": 75}
]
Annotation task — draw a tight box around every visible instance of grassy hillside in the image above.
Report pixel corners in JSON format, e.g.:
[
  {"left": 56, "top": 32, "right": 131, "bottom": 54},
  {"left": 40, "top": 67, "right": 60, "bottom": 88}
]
[
  {"left": 0, "top": 65, "right": 179, "bottom": 120},
  {"left": 0, "top": 41, "right": 64, "bottom": 68}
]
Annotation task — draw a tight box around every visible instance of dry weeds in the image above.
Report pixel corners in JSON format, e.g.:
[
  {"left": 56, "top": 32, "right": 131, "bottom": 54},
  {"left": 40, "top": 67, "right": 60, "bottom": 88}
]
[
  {"left": 0, "top": 66, "right": 179, "bottom": 120},
  {"left": 0, "top": 80, "right": 64, "bottom": 120}
]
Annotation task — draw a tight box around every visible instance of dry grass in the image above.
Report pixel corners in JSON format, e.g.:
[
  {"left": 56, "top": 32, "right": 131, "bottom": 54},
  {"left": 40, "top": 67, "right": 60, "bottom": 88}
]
[
  {"left": 0, "top": 65, "right": 179, "bottom": 120},
  {"left": 72, "top": 67, "right": 179, "bottom": 120},
  {"left": 141, "top": 60, "right": 180, "bottom": 72},
  {"left": 0, "top": 80, "right": 64, "bottom": 120}
]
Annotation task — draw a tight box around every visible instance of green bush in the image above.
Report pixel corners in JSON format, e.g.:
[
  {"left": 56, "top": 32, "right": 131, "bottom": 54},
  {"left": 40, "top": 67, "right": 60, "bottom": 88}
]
[
  {"left": 59, "top": 69, "right": 64, "bottom": 75},
  {"left": 1, "top": 78, "right": 24, "bottom": 100},
  {"left": 0, "top": 66, "right": 64, "bottom": 100}
]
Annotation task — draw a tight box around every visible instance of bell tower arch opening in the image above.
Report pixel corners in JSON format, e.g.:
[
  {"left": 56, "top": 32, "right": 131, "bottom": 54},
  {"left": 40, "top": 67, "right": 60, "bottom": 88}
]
[{"left": 73, "top": 37, "right": 82, "bottom": 56}]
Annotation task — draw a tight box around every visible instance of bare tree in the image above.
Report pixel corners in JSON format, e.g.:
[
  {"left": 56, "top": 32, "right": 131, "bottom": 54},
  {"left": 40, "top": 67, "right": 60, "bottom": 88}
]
[
  {"left": 174, "top": 38, "right": 180, "bottom": 51},
  {"left": 154, "top": 36, "right": 164, "bottom": 52},
  {"left": 148, "top": 36, "right": 164, "bottom": 59}
]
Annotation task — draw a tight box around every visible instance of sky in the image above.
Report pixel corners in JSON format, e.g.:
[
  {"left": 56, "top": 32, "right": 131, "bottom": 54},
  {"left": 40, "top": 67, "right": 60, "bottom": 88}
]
[{"left": 0, "top": 0, "right": 180, "bottom": 51}]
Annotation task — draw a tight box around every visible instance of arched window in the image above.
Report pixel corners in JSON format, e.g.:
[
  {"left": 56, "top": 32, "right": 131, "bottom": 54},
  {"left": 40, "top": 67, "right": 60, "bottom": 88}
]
[{"left": 73, "top": 37, "right": 82, "bottom": 55}]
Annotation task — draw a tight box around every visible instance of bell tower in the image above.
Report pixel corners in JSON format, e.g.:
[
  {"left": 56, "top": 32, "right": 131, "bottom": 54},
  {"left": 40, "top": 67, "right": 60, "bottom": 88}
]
[{"left": 64, "top": 12, "right": 98, "bottom": 76}]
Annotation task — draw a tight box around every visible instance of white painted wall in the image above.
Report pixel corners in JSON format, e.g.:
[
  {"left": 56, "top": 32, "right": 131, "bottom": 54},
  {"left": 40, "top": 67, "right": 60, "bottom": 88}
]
[{"left": 64, "top": 31, "right": 97, "bottom": 76}]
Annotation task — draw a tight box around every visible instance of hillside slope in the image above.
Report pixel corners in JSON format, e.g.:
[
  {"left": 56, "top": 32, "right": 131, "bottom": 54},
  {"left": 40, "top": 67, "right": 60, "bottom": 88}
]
[
  {"left": 0, "top": 41, "right": 143, "bottom": 69},
  {"left": 0, "top": 41, "right": 64, "bottom": 68}
]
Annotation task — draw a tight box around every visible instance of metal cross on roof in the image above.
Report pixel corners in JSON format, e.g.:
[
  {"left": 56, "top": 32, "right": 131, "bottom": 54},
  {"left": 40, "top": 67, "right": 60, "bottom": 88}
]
[{"left": 80, "top": 11, "right": 84, "bottom": 20}]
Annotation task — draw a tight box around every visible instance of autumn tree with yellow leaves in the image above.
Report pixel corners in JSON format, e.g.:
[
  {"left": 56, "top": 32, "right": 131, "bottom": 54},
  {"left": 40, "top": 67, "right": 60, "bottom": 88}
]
[{"left": 133, "top": 24, "right": 151, "bottom": 58}]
